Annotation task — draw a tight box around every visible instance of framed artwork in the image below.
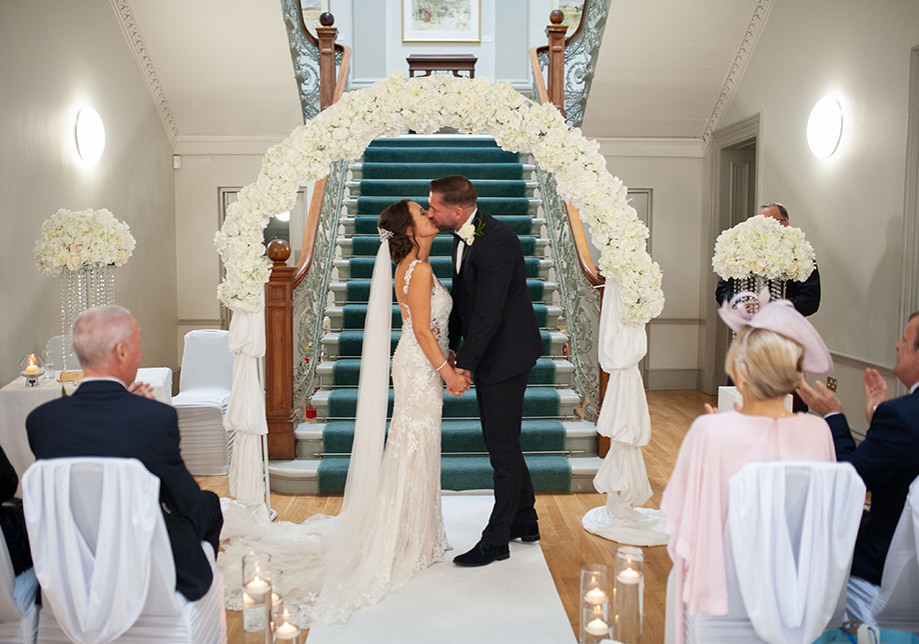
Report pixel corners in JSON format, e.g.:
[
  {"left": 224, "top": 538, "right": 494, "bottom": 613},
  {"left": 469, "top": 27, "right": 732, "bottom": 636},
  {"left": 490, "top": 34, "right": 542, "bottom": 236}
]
[
  {"left": 553, "top": 0, "right": 584, "bottom": 35},
  {"left": 300, "top": 0, "right": 323, "bottom": 35},
  {"left": 402, "top": 0, "right": 480, "bottom": 43}
]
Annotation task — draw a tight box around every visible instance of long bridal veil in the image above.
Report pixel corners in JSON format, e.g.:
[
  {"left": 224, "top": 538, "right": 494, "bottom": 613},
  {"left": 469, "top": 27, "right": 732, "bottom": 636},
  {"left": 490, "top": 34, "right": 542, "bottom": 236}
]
[{"left": 219, "top": 234, "right": 394, "bottom": 626}]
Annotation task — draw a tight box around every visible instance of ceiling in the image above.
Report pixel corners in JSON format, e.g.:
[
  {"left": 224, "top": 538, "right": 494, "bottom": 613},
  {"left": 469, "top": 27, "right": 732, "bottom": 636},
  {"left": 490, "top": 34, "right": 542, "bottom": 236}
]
[{"left": 124, "top": 0, "right": 764, "bottom": 144}]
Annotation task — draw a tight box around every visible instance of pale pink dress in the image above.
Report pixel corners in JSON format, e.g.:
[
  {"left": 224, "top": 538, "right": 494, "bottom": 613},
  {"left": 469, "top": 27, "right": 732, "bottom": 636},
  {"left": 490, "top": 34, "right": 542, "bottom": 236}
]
[{"left": 661, "top": 411, "right": 835, "bottom": 622}]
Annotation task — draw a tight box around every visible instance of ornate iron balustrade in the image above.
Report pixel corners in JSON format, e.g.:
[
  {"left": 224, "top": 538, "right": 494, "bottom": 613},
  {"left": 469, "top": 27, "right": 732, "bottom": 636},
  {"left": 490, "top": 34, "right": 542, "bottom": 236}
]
[
  {"left": 534, "top": 165, "right": 601, "bottom": 420},
  {"left": 536, "top": 0, "right": 611, "bottom": 127},
  {"left": 292, "top": 160, "right": 348, "bottom": 421}
]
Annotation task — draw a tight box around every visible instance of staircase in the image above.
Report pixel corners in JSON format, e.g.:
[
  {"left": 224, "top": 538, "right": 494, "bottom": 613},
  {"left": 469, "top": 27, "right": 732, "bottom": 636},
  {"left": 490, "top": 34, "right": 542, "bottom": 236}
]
[{"left": 269, "top": 135, "right": 602, "bottom": 494}]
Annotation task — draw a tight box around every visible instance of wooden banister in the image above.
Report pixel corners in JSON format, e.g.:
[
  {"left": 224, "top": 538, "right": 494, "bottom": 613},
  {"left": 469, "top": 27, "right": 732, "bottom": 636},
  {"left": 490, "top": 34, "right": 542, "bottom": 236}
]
[
  {"left": 531, "top": 8, "right": 610, "bottom": 456},
  {"left": 264, "top": 10, "right": 350, "bottom": 460}
]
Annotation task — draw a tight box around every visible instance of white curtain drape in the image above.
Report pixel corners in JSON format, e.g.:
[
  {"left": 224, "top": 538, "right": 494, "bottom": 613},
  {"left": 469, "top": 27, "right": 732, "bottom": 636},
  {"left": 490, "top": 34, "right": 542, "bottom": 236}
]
[
  {"left": 225, "top": 310, "right": 269, "bottom": 521},
  {"left": 581, "top": 281, "right": 668, "bottom": 546}
]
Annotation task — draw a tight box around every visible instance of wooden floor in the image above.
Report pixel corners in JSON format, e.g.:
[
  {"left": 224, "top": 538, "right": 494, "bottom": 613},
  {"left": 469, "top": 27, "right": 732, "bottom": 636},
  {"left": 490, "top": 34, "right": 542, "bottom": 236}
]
[{"left": 197, "top": 389, "right": 713, "bottom": 644}]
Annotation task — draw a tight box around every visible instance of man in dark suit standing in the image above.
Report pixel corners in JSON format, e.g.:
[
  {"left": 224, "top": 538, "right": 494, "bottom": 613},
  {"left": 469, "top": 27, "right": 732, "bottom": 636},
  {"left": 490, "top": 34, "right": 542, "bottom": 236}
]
[
  {"left": 27, "top": 305, "right": 223, "bottom": 601},
  {"left": 798, "top": 311, "right": 919, "bottom": 585},
  {"left": 428, "top": 175, "right": 544, "bottom": 567}
]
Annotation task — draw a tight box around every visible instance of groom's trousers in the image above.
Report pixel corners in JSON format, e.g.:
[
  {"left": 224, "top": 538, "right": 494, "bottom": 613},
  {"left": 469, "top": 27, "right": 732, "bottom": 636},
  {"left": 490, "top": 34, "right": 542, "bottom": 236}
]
[{"left": 475, "top": 370, "right": 538, "bottom": 546}]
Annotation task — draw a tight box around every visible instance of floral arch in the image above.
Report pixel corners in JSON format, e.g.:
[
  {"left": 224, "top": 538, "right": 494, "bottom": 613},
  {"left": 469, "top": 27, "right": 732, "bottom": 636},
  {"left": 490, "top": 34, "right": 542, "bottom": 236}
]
[{"left": 215, "top": 73, "right": 663, "bottom": 325}]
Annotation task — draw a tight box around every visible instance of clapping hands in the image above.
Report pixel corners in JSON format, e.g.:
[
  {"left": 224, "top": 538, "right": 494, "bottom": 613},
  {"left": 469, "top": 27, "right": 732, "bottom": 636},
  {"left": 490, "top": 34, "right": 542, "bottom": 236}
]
[{"left": 128, "top": 380, "right": 156, "bottom": 400}]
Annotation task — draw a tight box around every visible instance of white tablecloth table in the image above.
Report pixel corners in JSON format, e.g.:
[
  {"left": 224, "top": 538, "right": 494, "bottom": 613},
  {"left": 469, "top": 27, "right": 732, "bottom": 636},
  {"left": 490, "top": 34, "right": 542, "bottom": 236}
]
[{"left": 0, "top": 368, "right": 173, "bottom": 490}]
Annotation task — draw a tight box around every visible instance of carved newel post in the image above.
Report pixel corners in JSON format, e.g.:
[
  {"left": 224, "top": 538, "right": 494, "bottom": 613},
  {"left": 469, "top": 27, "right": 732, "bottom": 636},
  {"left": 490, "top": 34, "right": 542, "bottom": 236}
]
[
  {"left": 265, "top": 239, "right": 295, "bottom": 460},
  {"left": 546, "top": 9, "right": 567, "bottom": 119},
  {"left": 317, "top": 12, "right": 338, "bottom": 111}
]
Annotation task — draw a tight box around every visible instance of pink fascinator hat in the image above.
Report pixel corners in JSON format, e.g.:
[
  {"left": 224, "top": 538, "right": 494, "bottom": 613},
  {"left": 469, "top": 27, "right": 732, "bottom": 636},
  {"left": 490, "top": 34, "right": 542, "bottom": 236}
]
[{"left": 718, "top": 289, "right": 834, "bottom": 374}]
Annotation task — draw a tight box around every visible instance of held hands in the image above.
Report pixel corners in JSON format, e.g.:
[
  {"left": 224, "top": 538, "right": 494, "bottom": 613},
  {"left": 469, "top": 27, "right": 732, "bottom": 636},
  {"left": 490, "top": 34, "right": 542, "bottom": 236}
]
[
  {"left": 797, "top": 379, "right": 842, "bottom": 416},
  {"left": 127, "top": 381, "right": 156, "bottom": 400},
  {"left": 862, "top": 368, "right": 889, "bottom": 424},
  {"left": 442, "top": 366, "right": 471, "bottom": 397}
]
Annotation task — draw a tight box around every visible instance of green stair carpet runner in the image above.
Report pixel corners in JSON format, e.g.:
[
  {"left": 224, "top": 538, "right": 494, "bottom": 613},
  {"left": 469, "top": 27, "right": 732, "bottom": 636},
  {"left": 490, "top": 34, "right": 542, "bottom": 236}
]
[{"left": 312, "top": 135, "right": 575, "bottom": 493}]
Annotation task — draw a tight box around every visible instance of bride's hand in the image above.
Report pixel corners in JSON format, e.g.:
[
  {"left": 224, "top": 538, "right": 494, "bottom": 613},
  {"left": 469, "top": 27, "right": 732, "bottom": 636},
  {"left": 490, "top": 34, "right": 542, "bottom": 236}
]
[{"left": 442, "top": 367, "right": 467, "bottom": 397}]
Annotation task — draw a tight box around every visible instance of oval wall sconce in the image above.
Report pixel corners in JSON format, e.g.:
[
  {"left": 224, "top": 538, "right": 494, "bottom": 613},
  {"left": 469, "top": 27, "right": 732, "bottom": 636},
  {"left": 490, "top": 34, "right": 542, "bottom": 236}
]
[
  {"left": 806, "top": 96, "right": 843, "bottom": 159},
  {"left": 74, "top": 106, "right": 105, "bottom": 164}
]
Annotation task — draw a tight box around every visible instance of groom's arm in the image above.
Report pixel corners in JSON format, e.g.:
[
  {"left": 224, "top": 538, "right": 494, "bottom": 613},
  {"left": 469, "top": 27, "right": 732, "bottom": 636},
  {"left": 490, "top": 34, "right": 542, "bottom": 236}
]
[{"left": 455, "top": 228, "right": 515, "bottom": 372}]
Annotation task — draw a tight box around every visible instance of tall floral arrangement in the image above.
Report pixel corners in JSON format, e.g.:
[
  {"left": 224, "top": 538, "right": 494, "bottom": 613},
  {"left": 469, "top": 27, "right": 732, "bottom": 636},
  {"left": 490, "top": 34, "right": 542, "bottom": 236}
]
[
  {"left": 712, "top": 215, "right": 815, "bottom": 282},
  {"left": 216, "top": 73, "right": 664, "bottom": 325},
  {"left": 34, "top": 208, "right": 136, "bottom": 276}
]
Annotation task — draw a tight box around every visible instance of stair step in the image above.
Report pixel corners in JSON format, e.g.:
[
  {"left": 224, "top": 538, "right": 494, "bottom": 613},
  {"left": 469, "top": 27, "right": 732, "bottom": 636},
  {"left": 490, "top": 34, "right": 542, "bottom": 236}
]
[
  {"left": 339, "top": 236, "right": 548, "bottom": 258},
  {"left": 320, "top": 329, "right": 567, "bottom": 359},
  {"left": 329, "top": 279, "right": 556, "bottom": 305},
  {"left": 351, "top": 162, "right": 535, "bottom": 181},
  {"left": 347, "top": 179, "right": 537, "bottom": 198},
  {"left": 310, "top": 387, "right": 580, "bottom": 421},
  {"left": 367, "top": 135, "right": 501, "bottom": 148},
  {"left": 363, "top": 146, "right": 521, "bottom": 164},
  {"left": 324, "top": 302, "right": 561, "bottom": 332},
  {"left": 268, "top": 456, "right": 603, "bottom": 494},
  {"left": 341, "top": 215, "right": 543, "bottom": 237},
  {"left": 333, "top": 256, "right": 552, "bottom": 280},
  {"left": 316, "top": 355, "right": 572, "bottom": 388},
  {"left": 347, "top": 196, "right": 541, "bottom": 216},
  {"left": 295, "top": 419, "right": 597, "bottom": 459}
]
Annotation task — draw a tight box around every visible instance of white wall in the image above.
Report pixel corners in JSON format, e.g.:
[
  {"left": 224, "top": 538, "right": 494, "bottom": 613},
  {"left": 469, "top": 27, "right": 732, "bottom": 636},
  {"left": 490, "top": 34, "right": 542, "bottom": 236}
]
[
  {"left": 712, "top": 0, "right": 919, "bottom": 428},
  {"left": 598, "top": 140, "right": 706, "bottom": 389},
  {"left": 0, "top": 1, "right": 177, "bottom": 383}
]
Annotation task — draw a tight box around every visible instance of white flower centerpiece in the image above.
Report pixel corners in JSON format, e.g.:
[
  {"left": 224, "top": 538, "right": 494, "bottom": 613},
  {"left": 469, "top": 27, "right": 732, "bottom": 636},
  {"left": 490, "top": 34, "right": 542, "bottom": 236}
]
[
  {"left": 35, "top": 208, "right": 136, "bottom": 339},
  {"left": 712, "top": 215, "right": 815, "bottom": 304},
  {"left": 215, "top": 73, "right": 664, "bottom": 326}
]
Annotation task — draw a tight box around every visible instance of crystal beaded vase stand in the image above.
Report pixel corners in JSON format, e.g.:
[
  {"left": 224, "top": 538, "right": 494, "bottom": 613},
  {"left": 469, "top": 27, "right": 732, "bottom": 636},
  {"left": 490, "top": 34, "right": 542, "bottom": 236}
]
[{"left": 60, "top": 266, "right": 115, "bottom": 369}]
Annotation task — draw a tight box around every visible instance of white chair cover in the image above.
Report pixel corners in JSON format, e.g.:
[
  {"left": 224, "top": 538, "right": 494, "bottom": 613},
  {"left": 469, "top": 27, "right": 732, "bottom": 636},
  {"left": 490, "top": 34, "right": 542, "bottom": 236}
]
[
  {"left": 0, "top": 525, "right": 38, "bottom": 643},
  {"left": 22, "top": 458, "right": 226, "bottom": 644},
  {"left": 174, "top": 330, "right": 234, "bottom": 476},
  {"left": 666, "top": 462, "right": 864, "bottom": 644},
  {"left": 848, "top": 475, "right": 919, "bottom": 631}
]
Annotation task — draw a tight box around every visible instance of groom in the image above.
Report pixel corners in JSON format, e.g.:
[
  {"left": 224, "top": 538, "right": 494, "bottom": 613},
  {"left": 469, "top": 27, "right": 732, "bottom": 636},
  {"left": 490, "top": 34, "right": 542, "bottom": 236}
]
[{"left": 428, "top": 175, "right": 544, "bottom": 566}]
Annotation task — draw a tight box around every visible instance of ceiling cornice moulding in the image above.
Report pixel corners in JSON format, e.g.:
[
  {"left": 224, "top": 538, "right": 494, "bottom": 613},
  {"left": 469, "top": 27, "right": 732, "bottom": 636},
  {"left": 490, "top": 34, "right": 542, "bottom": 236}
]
[
  {"left": 702, "top": 0, "right": 774, "bottom": 147},
  {"left": 110, "top": 0, "right": 178, "bottom": 148}
]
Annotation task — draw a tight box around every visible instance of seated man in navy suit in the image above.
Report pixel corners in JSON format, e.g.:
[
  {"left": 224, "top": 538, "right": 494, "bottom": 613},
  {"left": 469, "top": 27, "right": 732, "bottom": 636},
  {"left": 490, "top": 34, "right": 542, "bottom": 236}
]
[
  {"left": 799, "top": 311, "right": 919, "bottom": 585},
  {"left": 27, "top": 305, "right": 223, "bottom": 601}
]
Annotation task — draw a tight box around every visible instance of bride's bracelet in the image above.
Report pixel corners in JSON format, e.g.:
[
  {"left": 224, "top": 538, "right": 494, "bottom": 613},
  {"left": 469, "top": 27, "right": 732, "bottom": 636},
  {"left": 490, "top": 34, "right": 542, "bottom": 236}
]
[{"left": 435, "top": 359, "right": 448, "bottom": 372}]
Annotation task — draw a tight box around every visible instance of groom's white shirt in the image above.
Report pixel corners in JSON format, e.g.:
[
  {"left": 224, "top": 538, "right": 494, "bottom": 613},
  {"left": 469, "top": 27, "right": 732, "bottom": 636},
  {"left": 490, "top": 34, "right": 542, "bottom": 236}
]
[{"left": 455, "top": 208, "right": 477, "bottom": 271}]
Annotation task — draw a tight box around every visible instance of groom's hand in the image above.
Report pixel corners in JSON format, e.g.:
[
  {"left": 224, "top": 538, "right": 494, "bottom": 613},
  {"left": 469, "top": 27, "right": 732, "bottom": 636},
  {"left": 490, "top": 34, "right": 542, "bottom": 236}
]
[{"left": 455, "top": 368, "right": 472, "bottom": 390}]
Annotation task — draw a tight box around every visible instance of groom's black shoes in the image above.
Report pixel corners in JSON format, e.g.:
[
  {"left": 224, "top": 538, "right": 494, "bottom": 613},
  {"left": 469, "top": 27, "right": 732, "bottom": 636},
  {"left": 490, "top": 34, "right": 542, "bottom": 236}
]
[
  {"left": 509, "top": 525, "right": 540, "bottom": 542},
  {"left": 453, "top": 541, "right": 510, "bottom": 567}
]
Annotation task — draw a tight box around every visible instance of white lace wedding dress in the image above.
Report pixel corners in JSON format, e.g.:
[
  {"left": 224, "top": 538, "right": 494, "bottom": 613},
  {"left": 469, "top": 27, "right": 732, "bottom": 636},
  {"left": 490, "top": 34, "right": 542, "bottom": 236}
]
[{"left": 219, "top": 258, "right": 451, "bottom": 627}]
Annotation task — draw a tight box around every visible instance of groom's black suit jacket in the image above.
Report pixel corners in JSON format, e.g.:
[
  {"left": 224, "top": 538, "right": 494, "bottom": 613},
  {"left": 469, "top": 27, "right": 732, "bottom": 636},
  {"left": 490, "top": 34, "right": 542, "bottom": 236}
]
[
  {"left": 26, "top": 380, "right": 223, "bottom": 601},
  {"left": 449, "top": 210, "right": 543, "bottom": 382}
]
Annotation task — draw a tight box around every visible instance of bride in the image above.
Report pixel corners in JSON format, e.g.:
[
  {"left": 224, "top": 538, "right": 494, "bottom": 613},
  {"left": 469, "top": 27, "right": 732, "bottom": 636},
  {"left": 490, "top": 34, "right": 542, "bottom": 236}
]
[{"left": 220, "top": 199, "right": 467, "bottom": 626}]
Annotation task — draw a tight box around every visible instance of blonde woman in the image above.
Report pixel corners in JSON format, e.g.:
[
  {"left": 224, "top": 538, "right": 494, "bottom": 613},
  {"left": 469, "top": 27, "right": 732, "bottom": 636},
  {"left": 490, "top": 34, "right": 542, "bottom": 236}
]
[{"left": 661, "top": 291, "right": 836, "bottom": 637}]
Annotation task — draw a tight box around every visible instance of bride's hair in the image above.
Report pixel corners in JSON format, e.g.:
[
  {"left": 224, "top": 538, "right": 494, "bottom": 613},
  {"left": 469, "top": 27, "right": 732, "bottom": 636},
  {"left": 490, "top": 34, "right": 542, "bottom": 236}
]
[{"left": 378, "top": 199, "right": 417, "bottom": 262}]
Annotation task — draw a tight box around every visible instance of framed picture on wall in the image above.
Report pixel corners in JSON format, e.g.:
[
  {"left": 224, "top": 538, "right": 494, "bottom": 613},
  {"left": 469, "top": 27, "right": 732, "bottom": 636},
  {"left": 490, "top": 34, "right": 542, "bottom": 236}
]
[{"left": 403, "top": 0, "right": 480, "bottom": 42}]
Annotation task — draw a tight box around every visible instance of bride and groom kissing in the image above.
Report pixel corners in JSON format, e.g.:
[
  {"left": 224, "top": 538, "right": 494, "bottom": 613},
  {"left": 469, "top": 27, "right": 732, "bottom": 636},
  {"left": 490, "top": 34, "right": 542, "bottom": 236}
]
[{"left": 221, "top": 174, "right": 545, "bottom": 626}]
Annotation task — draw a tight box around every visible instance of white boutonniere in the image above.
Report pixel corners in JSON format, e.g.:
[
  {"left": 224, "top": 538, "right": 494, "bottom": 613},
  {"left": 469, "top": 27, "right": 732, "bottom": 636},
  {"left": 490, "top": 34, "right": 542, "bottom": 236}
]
[
  {"left": 457, "top": 219, "right": 486, "bottom": 246},
  {"left": 458, "top": 223, "right": 476, "bottom": 246}
]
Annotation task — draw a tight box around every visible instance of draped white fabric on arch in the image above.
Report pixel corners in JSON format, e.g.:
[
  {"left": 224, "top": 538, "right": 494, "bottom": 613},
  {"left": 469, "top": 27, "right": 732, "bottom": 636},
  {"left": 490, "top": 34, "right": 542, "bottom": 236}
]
[
  {"left": 224, "top": 309, "right": 269, "bottom": 521},
  {"left": 581, "top": 281, "right": 668, "bottom": 546}
]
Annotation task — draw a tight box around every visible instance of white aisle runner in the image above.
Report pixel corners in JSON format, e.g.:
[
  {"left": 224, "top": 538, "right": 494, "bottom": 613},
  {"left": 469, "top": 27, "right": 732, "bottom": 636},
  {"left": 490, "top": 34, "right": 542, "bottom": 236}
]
[{"left": 307, "top": 495, "right": 577, "bottom": 644}]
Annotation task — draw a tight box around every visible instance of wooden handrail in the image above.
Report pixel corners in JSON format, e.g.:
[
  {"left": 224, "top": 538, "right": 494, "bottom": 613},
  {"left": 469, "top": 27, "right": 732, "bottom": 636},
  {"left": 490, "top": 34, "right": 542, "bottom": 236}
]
[
  {"left": 565, "top": 203, "right": 603, "bottom": 286},
  {"left": 265, "top": 11, "right": 351, "bottom": 460}
]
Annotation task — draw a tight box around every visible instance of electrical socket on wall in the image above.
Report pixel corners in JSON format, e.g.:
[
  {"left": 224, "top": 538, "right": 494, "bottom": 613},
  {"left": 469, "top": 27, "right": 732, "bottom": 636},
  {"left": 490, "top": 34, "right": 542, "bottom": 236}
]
[{"left": 826, "top": 376, "right": 838, "bottom": 392}]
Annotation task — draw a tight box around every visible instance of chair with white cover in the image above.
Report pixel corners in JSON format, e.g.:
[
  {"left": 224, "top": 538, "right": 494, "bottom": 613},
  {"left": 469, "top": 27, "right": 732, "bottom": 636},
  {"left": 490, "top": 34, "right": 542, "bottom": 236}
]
[
  {"left": 172, "top": 330, "right": 234, "bottom": 475},
  {"left": 0, "top": 524, "right": 38, "bottom": 643},
  {"left": 845, "top": 474, "right": 919, "bottom": 632},
  {"left": 22, "top": 457, "right": 226, "bottom": 644},
  {"left": 665, "top": 461, "right": 866, "bottom": 644},
  {"left": 43, "top": 337, "right": 79, "bottom": 372}
]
